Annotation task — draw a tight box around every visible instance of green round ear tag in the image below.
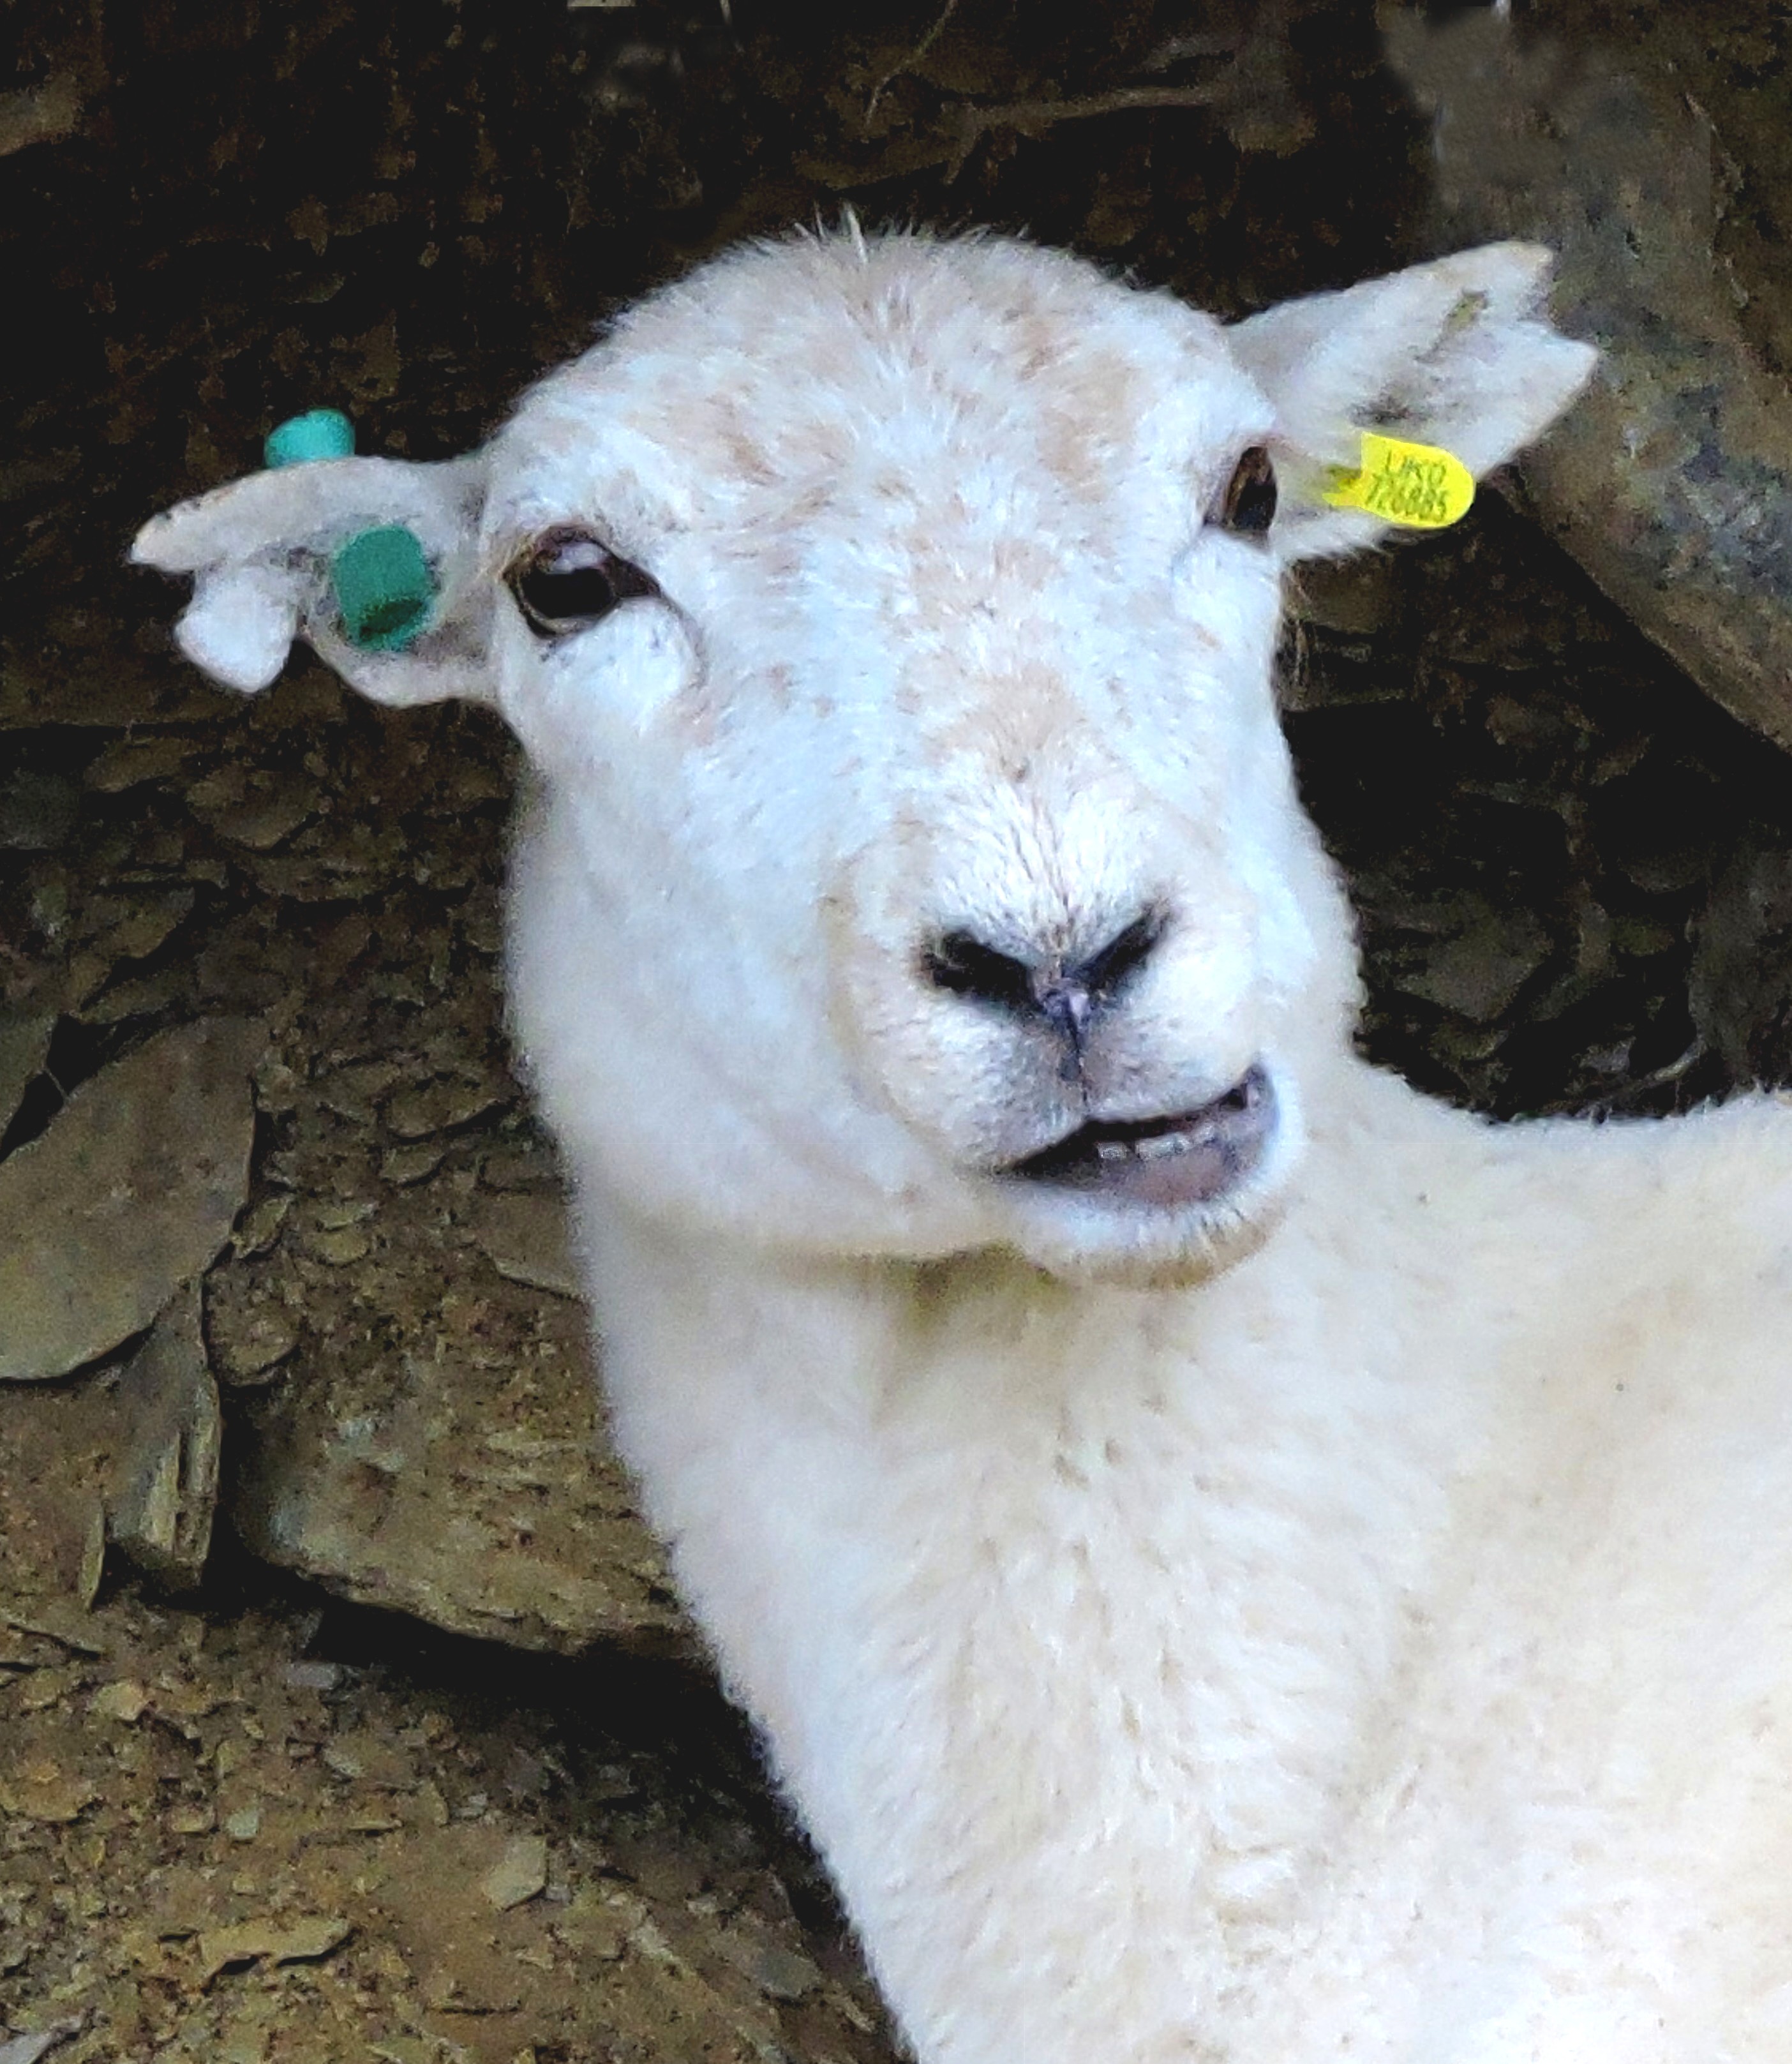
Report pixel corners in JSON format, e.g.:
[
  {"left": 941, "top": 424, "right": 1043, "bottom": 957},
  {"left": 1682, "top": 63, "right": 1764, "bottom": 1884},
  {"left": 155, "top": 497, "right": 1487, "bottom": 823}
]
[
  {"left": 262, "top": 409, "right": 438, "bottom": 651},
  {"left": 264, "top": 408, "right": 356, "bottom": 468},
  {"left": 330, "top": 525, "right": 435, "bottom": 651}
]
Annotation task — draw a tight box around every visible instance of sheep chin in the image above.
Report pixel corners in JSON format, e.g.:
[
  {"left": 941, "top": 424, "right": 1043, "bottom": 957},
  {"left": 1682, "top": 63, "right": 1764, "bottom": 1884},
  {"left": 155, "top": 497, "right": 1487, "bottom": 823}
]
[{"left": 998, "top": 1186, "right": 1288, "bottom": 1292}]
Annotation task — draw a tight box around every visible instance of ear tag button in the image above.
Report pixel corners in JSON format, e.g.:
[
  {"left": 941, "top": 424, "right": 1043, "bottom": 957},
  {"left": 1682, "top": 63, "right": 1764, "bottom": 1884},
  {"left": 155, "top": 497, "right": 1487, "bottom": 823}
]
[
  {"left": 262, "top": 408, "right": 438, "bottom": 650},
  {"left": 263, "top": 408, "right": 355, "bottom": 468},
  {"left": 1322, "top": 431, "right": 1475, "bottom": 529},
  {"left": 329, "top": 525, "right": 435, "bottom": 650}
]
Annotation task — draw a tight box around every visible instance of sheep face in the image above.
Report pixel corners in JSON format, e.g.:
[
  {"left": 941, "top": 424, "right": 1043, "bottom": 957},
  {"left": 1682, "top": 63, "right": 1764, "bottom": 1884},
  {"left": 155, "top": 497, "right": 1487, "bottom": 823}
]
[
  {"left": 134, "top": 233, "right": 1596, "bottom": 1280},
  {"left": 490, "top": 239, "right": 1352, "bottom": 1280}
]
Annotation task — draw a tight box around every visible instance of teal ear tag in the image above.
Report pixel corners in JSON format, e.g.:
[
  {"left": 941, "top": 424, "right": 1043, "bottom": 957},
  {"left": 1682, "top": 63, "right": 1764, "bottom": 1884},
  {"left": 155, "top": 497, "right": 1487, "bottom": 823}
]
[
  {"left": 330, "top": 525, "right": 435, "bottom": 651},
  {"left": 262, "top": 409, "right": 438, "bottom": 651},
  {"left": 264, "top": 408, "right": 355, "bottom": 468}
]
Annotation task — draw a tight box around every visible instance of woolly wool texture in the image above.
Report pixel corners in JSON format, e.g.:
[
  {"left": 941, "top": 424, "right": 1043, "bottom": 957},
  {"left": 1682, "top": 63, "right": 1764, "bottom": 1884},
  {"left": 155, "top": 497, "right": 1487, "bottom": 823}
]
[{"left": 137, "top": 231, "right": 1792, "bottom": 2063}]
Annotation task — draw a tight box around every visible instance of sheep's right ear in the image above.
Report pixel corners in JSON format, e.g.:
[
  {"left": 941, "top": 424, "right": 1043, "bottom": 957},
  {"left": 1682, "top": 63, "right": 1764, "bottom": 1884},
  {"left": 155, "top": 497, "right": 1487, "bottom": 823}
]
[
  {"left": 1228, "top": 243, "right": 1597, "bottom": 561},
  {"left": 131, "top": 454, "right": 494, "bottom": 707}
]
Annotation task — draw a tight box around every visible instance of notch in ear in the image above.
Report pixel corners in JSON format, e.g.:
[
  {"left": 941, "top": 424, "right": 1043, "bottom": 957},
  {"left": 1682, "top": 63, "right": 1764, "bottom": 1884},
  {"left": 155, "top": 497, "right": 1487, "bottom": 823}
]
[
  {"left": 131, "top": 452, "right": 495, "bottom": 708},
  {"left": 1228, "top": 241, "right": 1597, "bottom": 561}
]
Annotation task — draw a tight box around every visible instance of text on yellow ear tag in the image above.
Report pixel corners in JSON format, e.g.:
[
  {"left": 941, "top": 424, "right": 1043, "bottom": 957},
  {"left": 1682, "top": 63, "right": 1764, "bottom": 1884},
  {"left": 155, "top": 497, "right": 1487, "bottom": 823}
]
[{"left": 1322, "top": 432, "right": 1475, "bottom": 529}]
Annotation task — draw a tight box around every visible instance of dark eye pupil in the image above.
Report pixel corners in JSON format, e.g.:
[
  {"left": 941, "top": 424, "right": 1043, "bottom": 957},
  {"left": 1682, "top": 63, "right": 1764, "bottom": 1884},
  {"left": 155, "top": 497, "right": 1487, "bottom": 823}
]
[
  {"left": 520, "top": 559, "right": 618, "bottom": 620},
  {"left": 509, "top": 530, "right": 657, "bottom": 635},
  {"left": 1219, "top": 446, "right": 1277, "bottom": 536}
]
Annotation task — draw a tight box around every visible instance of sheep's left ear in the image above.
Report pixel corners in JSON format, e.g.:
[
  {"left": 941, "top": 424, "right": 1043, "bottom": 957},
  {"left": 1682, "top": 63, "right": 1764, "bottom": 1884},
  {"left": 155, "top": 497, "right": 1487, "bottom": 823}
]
[
  {"left": 1228, "top": 242, "right": 1597, "bottom": 562},
  {"left": 131, "top": 453, "right": 493, "bottom": 707}
]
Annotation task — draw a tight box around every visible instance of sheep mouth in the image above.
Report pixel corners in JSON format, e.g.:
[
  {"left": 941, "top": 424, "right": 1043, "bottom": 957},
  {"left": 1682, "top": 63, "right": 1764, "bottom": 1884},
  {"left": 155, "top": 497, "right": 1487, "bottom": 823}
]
[{"left": 1003, "top": 1066, "right": 1275, "bottom": 1210}]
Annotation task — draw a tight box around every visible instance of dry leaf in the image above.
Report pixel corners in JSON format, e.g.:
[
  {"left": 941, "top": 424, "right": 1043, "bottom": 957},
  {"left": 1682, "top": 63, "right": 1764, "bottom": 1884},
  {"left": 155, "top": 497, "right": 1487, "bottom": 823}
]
[
  {"left": 0, "top": 1761, "right": 96, "bottom": 1824},
  {"left": 106, "top": 1283, "right": 221, "bottom": 1586},
  {"left": 481, "top": 1834, "right": 548, "bottom": 1911},
  {"left": 199, "top": 1915, "right": 351, "bottom": 1980},
  {"left": 0, "top": 2017, "right": 83, "bottom": 2064},
  {"left": 91, "top": 1677, "right": 150, "bottom": 1723}
]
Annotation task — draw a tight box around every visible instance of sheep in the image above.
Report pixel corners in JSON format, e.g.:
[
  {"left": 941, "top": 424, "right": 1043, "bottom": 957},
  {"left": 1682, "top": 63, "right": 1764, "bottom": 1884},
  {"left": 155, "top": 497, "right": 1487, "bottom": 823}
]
[{"left": 133, "top": 228, "right": 1792, "bottom": 2063}]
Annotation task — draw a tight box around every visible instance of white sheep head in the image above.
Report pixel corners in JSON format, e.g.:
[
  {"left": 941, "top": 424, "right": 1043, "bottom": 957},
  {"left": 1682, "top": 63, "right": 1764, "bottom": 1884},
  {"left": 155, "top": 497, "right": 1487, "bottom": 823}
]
[{"left": 135, "top": 232, "right": 1594, "bottom": 1283}]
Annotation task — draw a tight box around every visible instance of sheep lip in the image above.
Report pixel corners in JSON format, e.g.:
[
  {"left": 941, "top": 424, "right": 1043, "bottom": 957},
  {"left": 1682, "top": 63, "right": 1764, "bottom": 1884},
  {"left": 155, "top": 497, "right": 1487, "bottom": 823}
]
[{"left": 1001, "top": 1066, "right": 1276, "bottom": 1210}]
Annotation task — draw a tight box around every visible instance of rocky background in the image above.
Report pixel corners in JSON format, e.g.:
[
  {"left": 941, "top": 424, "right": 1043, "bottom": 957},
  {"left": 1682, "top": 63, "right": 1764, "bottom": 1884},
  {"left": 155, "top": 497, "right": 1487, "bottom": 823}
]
[{"left": 5, "top": 2, "right": 1792, "bottom": 2059}]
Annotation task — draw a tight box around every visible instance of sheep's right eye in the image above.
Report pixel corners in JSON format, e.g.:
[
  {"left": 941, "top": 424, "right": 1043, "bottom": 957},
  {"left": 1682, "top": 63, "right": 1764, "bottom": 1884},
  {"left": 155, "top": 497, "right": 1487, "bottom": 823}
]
[
  {"left": 507, "top": 528, "right": 658, "bottom": 638},
  {"left": 1213, "top": 446, "right": 1278, "bottom": 538}
]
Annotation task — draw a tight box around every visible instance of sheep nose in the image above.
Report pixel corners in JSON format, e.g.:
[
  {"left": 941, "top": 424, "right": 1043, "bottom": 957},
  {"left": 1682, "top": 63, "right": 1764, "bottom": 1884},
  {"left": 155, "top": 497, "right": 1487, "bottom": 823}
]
[{"left": 922, "top": 910, "right": 1164, "bottom": 1042}]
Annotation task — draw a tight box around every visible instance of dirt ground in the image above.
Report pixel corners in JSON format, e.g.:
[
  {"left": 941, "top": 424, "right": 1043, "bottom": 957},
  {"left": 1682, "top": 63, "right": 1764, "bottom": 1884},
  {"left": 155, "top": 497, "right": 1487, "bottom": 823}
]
[
  {"left": 0, "top": 1580, "right": 895, "bottom": 2063},
  {"left": 7, "top": 3, "right": 1792, "bottom": 2060}
]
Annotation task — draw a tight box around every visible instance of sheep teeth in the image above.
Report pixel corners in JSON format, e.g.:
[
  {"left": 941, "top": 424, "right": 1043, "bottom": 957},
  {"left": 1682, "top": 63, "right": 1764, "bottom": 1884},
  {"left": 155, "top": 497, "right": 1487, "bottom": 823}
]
[
  {"left": 1095, "top": 1127, "right": 1208, "bottom": 1164},
  {"left": 1008, "top": 1070, "right": 1273, "bottom": 1187},
  {"left": 1135, "top": 1130, "right": 1193, "bottom": 1161}
]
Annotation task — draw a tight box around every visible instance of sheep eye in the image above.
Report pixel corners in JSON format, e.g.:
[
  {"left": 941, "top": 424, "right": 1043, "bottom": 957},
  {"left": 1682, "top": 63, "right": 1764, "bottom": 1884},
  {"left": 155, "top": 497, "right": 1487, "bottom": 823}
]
[
  {"left": 1214, "top": 446, "right": 1277, "bottom": 538},
  {"left": 507, "top": 528, "right": 658, "bottom": 637}
]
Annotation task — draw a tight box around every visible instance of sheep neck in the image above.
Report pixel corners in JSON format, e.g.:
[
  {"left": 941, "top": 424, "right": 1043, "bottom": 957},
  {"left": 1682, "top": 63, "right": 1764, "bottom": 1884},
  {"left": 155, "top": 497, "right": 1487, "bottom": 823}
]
[{"left": 575, "top": 1054, "right": 1507, "bottom": 2059}]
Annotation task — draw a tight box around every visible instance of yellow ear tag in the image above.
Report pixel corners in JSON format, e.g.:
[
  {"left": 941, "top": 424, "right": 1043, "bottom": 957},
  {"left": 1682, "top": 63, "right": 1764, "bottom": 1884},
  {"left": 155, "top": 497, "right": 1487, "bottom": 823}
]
[{"left": 1321, "top": 432, "right": 1475, "bottom": 529}]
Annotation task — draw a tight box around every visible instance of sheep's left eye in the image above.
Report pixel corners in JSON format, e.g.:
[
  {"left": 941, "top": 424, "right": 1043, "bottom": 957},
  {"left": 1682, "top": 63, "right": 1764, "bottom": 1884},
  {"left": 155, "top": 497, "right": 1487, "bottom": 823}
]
[
  {"left": 1213, "top": 446, "right": 1277, "bottom": 537},
  {"left": 507, "top": 528, "right": 658, "bottom": 637}
]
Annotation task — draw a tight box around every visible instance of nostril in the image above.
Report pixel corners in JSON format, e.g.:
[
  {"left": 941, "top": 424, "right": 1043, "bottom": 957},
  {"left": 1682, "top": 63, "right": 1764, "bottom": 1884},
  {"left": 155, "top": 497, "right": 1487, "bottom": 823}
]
[
  {"left": 923, "top": 931, "right": 1038, "bottom": 1013},
  {"left": 1076, "top": 909, "right": 1165, "bottom": 1000},
  {"left": 922, "top": 909, "right": 1166, "bottom": 1022}
]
